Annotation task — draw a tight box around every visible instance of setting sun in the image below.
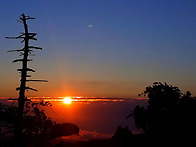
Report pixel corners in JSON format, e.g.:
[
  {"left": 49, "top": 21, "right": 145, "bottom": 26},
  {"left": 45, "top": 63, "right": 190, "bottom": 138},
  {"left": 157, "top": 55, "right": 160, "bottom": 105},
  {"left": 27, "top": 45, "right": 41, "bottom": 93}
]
[{"left": 63, "top": 97, "right": 72, "bottom": 104}]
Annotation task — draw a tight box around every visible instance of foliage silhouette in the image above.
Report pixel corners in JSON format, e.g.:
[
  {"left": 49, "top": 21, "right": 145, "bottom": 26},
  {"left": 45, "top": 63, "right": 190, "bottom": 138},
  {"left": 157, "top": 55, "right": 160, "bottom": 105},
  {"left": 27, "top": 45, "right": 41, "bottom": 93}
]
[
  {"left": 112, "top": 125, "right": 132, "bottom": 141},
  {"left": 0, "top": 101, "right": 80, "bottom": 146},
  {"left": 130, "top": 82, "right": 196, "bottom": 140},
  {"left": 50, "top": 123, "right": 79, "bottom": 139},
  {"left": 112, "top": 125, "right": 132, "bottom": 146},
  {"left": 0, "top": 101, "right": 52, "bottom": 145}
]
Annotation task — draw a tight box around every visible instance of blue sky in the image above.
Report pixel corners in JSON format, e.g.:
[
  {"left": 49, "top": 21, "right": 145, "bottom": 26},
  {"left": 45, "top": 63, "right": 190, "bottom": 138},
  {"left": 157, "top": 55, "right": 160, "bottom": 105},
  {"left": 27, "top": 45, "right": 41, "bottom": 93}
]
[{"left": 1, "top": 0, "right": 196, "bottom": 97}]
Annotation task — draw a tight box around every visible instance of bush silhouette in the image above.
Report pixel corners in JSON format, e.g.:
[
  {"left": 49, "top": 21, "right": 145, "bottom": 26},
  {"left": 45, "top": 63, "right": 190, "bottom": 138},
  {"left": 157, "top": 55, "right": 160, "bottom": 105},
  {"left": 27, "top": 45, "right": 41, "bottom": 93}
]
[
  {"left": 0, "top": 102, "right": 80, "bottom": 146},
  {"left": 112, "top": 125, "right": 132, "bottom": 146},
  {"left": 112, "top": 125, "right": 132, "bottom": 140},
  {"left": 0, "top": 103, "right": 53, "bottom": 144},
  {"left": 50, "top": 123, "right": 79, "bottom": 139},
  {"left": 131, "top": 82, "right": 196, "bottom": 138}
]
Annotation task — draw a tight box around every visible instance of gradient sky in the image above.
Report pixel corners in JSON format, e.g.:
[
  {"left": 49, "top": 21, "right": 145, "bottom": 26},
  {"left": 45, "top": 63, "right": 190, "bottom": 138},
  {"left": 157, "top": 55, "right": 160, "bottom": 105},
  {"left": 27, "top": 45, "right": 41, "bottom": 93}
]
[{"left": 1, "top": 0, "right": 196, "bottom": 97}]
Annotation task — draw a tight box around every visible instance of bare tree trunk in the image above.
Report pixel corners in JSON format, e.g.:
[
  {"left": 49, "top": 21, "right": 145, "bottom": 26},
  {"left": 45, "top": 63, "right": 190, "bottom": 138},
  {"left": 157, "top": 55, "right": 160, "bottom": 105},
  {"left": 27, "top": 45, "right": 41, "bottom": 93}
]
[
  {"left": 6, "top": 13, "right": 47, "bottom": 146},
  {"left": 16, "top": 14, "right": 29, "bottom": 145}
]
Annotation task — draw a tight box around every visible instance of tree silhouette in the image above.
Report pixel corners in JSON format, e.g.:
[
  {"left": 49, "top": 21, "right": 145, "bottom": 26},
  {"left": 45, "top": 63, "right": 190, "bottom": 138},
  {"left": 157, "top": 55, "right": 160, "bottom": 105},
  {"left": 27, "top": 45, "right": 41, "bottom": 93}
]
[
  {"left": 111, "top": 125, "right": 132, "bottom": 147},
  {"left": 0, "top": 102, "right": 53, "bottom": 146},
  {"left": 6, "top": 13, "right": 47, "bottom": 145},
  {"left": 112, "top": 125, "right": 132, "bottom": 141},
  {"left": 3, "top": 14, "right": 81, "bottom": 146},
  {"left": 130, "top": 82, "right": 196, "bottom": 139},
  {"left": 0, "top": 100, "right": 80, "bottom": 146}
]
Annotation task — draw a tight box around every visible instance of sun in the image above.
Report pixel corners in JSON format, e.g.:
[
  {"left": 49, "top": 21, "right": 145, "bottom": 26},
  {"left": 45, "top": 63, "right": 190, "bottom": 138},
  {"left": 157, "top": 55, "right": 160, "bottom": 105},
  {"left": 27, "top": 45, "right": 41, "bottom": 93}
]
[{"left": 63, "top": 97, "right": 72, "bottom": 104}]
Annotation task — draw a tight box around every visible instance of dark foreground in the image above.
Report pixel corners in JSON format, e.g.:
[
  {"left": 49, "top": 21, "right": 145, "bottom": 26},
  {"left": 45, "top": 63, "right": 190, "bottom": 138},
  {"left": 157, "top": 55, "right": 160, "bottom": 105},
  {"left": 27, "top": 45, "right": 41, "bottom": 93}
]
[
  {"left": 26, "top": 134, "right": 195, "bottom": 147},
  {"left": 1, "top": 133, "right": 195, "bottom": 147},
  {"left": 50, "top": 135, "right": 146, "bottom": 147}
]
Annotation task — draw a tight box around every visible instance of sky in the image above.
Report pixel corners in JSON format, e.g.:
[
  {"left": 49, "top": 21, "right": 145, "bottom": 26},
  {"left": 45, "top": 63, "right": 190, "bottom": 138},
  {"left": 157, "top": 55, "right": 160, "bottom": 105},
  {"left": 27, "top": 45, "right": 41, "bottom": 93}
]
[{"left": 0, "top": 0, "right": 196, "bottom": 98}]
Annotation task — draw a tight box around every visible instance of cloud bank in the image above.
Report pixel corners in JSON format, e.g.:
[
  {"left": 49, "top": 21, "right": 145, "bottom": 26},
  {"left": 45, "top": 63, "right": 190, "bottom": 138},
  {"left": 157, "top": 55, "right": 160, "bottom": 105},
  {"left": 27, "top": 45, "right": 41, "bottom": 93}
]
[{"left": 50, "top": 129, "right": 112, "bottom": 145}]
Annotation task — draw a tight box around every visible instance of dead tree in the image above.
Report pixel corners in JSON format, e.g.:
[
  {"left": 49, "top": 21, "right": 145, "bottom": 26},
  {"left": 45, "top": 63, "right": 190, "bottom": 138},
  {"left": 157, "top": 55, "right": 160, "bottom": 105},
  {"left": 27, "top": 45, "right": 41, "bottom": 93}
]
[{"left": 6, "top": 13, "right": 47, "bottom": 143}]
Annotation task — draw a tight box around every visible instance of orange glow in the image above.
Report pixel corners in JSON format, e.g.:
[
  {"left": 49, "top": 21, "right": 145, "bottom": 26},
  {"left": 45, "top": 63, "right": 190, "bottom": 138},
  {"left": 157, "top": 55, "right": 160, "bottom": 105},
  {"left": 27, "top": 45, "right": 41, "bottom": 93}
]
[{"left": 63, "top": 97, "right": 72, "bottom": 104}]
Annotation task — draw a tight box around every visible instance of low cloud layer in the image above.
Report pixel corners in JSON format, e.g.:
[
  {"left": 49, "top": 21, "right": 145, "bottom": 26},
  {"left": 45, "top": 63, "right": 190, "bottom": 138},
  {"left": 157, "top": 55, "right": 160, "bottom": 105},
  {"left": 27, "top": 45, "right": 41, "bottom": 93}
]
[{"left": 50, "top": 129, "right": 112, "bottom": 145}]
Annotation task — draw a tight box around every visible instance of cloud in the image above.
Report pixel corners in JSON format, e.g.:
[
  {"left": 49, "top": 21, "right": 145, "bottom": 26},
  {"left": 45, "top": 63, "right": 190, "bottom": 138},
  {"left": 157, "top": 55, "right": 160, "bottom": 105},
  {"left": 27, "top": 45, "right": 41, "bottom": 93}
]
[
  {"left": 50, "top": 129, "right": 112, "bottom": 144},
  {"left": 79, "top": 130, "right": 112, "bottom": 140},
  {"left": 88, "top": 25, "right": 93, "bottom": 28}
]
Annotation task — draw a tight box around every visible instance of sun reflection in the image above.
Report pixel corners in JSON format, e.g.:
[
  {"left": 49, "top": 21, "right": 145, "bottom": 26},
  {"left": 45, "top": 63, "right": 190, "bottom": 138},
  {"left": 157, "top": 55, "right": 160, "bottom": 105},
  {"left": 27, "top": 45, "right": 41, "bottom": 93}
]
[{"left": 63, "top": 97, "right": 72, "bottom": 104}]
